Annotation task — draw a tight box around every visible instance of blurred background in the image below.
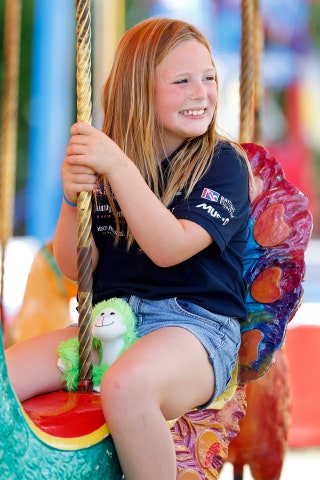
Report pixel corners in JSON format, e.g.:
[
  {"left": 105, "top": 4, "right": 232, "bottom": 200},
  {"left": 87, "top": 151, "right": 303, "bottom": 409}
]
[
  {"left": 0, "top": 1, "right": 319, "bottom": 478},
  {"left": 0, "top": 0, "right": 319, "bottom": 241}
]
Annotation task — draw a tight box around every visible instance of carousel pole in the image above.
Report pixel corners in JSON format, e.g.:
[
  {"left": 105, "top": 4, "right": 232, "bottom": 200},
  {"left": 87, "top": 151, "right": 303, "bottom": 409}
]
[
  {"left": 75, "top": 0, "right": 93, "bottom": 391},
  {"left": 239, "top": 0, "right": 254, "bottom": 143},
  {"left": 0, "top": 0, "right": 22, "bottom": 327},
  {"left": 253, "top": 0, "right": 264, "bottom": 144}
]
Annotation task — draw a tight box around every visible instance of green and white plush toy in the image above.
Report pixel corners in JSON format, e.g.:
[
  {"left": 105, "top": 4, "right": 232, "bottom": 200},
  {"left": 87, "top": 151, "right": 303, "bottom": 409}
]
[{"left": 57, "top": 297, "right": 138, "bottom": 392}]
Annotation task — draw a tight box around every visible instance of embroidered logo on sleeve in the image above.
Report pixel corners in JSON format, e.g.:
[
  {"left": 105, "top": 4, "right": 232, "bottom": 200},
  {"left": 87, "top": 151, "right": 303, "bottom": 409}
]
[
  {"left": 196, "top": 189, "right": 235, "bottom": 226},
  {"left": 201, "top": 188, "right": 220, "bottom": 202},
  {"left": 199, "top": 188, "right": 235, "bottom": 219}
]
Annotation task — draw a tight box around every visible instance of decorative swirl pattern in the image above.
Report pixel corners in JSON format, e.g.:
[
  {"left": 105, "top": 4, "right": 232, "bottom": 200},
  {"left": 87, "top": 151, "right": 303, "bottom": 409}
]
[
  {"left": 238, "top": 143, "right": 312, "bottom": 384},
  {"left": 174, "top": 386, "right": 247, "bottom": 479}
]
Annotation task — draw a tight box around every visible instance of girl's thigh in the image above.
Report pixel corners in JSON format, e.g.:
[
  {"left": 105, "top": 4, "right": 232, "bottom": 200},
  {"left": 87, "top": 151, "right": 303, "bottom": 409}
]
[
  {"left": 102, "top": 325, "right": 215, "bottom": 421},
  {"left": 138, "top": 326, "right": 215, "bottom": 419},
  {"left": 119, "top": 296, "right": 240, "bottom": 416}
]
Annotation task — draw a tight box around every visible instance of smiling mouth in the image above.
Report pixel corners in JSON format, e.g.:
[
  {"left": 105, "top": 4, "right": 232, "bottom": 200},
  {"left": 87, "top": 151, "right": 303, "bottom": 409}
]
[
  {"left": 181, "top": 109, "right": 206, "bottom": 116},
  {"left": 96, "top": 320, "right": 115, "bottom": 328}
]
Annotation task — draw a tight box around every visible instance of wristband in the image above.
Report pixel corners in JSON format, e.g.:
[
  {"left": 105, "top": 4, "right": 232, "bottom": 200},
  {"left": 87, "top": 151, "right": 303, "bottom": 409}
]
[{"left": 63, "top": 193, "right": 77, "bottom": 207}]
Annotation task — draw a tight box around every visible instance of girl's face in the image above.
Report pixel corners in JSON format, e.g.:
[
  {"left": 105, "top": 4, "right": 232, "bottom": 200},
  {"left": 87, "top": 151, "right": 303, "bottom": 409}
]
[{"left": 155, "top": 40, "right": 217, "bottom": 157}]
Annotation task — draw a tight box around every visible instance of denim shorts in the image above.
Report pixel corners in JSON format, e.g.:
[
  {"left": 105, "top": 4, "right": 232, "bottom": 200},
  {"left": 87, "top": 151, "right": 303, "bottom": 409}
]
[{"left": 122, "top": 295, "right": 241, "bottom": 408}]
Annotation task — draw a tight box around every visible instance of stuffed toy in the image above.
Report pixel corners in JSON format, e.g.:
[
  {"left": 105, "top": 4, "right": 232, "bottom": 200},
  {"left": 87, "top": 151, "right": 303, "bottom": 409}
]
[{"left": 57, "top": 297, "right": 138, "bottom": 392}]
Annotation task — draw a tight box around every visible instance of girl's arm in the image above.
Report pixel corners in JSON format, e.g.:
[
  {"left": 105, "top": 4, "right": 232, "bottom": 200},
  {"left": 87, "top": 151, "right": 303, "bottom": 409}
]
[
  {"left": 106, "top": 156, "right": 212, "bottom": 267},
  {"left": 66, "top": 122, "right": 213, "bottom": 268}
]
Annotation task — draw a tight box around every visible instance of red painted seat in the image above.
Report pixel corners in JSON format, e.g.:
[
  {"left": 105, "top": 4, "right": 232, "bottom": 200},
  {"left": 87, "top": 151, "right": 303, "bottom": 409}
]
[{"left": 22, "top": 390, "right": 109, "bottom": 450}]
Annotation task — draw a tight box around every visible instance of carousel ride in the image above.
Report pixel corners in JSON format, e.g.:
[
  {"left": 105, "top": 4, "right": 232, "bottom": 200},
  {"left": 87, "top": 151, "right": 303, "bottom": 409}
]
[{"left": 0, "top": 1, "right": 313, "bottom": 479}]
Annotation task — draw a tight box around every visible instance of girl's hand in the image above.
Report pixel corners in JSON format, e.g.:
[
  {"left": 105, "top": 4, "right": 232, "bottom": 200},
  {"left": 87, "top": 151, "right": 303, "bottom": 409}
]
[
  {"left": 70, "top": 122, "right": 124, "bottom": 167},
  {"left": 62, "top": 122, "right": 125, "bottom": 203},
  {"left": 61, "top": 161, "right": 97, "bottom": 205}
]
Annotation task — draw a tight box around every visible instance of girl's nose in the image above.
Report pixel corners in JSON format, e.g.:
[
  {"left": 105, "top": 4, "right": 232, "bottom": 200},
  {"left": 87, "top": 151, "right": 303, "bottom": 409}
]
[{"left": 190, "top": 80, "right": 206, "bottom": 100}]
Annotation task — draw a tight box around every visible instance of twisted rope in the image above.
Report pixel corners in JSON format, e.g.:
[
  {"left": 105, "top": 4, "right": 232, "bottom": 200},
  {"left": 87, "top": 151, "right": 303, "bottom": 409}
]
[
  {"left": 0, "top": 0, "right": 21, "bottom": 319},
  {"left": 239, "top": 0, "right": 254, "bottom": 143},
  {"left": 75, "top": 0, "right": 93, "bottom": 390}
]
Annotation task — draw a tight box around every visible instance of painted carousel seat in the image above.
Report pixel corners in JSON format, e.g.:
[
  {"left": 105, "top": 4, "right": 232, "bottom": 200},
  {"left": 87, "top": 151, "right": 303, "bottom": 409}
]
[{"left": 22, "top": 390, "right": 108, "bottom": 450}]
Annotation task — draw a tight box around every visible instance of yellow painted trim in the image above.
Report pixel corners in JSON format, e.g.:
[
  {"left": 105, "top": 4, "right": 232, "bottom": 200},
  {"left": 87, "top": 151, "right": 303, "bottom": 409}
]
[
  {"left": 209, "top": 360, "right": 239, "bottom": 410},
  {"left": 168, "top": 361, "right": 239, "bottom": 429},
  {"left": 22, "top": 407, "right": 110, "bottom": 451}
]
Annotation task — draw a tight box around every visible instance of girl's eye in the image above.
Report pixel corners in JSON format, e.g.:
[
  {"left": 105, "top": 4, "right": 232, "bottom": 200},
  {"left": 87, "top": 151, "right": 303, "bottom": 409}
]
[
  {"left": 174, "top": 79, "right": 188, "bottom": 84},
  {"left": 204, "top": 75, "right": 216, "bottom": 82}
]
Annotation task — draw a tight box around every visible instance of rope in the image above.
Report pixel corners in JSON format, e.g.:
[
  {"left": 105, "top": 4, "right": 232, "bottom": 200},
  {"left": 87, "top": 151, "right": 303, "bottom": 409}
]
[
  {"left": 239, "top": 0, "right": 254, "bottom": 143},
  {"left": 75, "top": 0, "right": 93, "bottom": 391},
  {"left": 0, "top": 0, "right": 22, "bottom": 321}
]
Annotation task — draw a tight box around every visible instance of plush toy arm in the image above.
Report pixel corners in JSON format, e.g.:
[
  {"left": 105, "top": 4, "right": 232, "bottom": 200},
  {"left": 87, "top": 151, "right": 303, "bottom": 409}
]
[{"left": 57, "top": 337, "right": 80, "bottom": 391}]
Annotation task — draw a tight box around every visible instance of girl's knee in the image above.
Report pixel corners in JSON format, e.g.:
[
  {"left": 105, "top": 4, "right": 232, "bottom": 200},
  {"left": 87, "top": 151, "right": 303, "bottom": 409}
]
[{"left": 100, "top": 363, "right": 154, "bottom": 418}]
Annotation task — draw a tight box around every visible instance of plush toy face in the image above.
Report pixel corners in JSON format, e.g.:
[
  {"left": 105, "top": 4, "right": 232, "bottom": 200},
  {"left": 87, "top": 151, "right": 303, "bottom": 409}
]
[
  {"left": 58, "top": 297, "right": 138, "bottom": 391},
  {"left": 93, "top": 307, "right": 127, "bottom": 340}
]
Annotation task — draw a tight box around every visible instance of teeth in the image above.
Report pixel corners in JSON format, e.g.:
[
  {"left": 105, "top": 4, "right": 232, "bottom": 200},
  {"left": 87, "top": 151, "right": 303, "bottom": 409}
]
[{"left": 182, "top": 109, "right": 205, "bottom": 116}]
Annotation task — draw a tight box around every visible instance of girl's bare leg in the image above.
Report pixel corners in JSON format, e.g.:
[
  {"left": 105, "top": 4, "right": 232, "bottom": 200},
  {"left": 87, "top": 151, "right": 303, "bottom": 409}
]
[
  {"left": 5, "top": 327, "right": 79, "bottom": 402},
  {"left": 101, "top": 326, "right": 215, "bottom": 480}
]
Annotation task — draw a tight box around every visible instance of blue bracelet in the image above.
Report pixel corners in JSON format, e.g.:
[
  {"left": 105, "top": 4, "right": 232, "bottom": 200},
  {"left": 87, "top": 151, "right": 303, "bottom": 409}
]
[{"left": 63, "top": 193, "right": 77, "bottom": 207}]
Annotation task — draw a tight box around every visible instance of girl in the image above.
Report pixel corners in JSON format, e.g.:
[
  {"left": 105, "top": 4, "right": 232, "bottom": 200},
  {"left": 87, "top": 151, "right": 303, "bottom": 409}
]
[{"left": 6, "top": 17, "right": 251, "bottom": 480}]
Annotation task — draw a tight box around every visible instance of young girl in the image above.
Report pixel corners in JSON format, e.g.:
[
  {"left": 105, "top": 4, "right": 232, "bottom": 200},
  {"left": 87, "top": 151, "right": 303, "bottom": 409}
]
[{"left": 6, "top": 17, "right": 251, "bottom": 480}]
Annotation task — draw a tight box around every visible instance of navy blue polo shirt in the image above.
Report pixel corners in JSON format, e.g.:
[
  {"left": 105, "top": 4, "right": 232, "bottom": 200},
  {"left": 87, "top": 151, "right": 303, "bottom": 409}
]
[{"left": 91, "top": 141, "right": 250, "bottom": 321}]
